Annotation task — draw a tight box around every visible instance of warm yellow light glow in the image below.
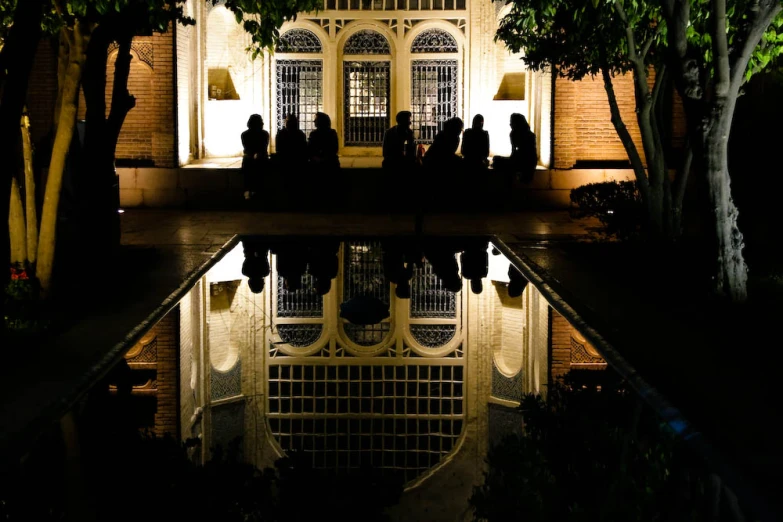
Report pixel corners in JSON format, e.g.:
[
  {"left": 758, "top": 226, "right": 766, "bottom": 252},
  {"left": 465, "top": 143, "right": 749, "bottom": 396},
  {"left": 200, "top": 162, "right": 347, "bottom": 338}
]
[
  {"left": 487, "top": 241, "right": 512, "bottom": 283},
  {"left": 483, "top": 102, "right": 528, "bottom": 158},
  {"left": 206, "top": 242, "right": 246, "bottom": 283}
]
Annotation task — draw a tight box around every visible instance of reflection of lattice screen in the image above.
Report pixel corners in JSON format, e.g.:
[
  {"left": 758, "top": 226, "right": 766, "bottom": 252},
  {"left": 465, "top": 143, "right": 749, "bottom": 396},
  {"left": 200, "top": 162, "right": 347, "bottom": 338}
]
[
  {"left": 277, "top": 273, "right": 322, "bottom": 318},
  {"left": 268, "top": 364, "right": 464, "bottom": 484},
  {"left": 411, "top": 262, "right": 456, "bottom": 318},
  {"left": 344, "top": 241, "right": 388, "bottom": 304},
  {"left": 491, "top": 363, "right": 523, "bottom": 403},
  {"left": 211, "top": 401, "right": 245, "bottom": 457},
  {"left": 570, "top": 336, "right": 607, "bottom": 366},
  {"left": 262, "top": 241, "right": 466, "bottom": 485}
]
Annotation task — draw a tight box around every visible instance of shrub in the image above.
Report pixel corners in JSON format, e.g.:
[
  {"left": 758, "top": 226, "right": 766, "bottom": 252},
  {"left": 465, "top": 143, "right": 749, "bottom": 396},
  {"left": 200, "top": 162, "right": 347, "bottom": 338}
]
[
  {"left": 569, "top": 181, "right": 644, "bottom": 241},
  {"left": 470, "top": 371, "right": 709, "bottom": 521}
]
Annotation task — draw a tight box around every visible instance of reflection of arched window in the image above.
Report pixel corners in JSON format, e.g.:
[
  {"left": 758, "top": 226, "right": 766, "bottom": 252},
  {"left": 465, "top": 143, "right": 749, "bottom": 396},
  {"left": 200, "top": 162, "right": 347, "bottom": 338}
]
[
  {"left": 208, "top": 280, "right": 246, "bottom": 401},
  {"left": 410, "top": 30, "right": 459, "bottom": 144},
  {"left": 343, "top": 31, "right": 391, "bottom": 146},
  {"left": 490, "top": 283, "right": 524, "bottom": 403},
  {"left": 411, "top": 29, "right": 458, "bottom": 53},
  {"left": 408, "top": 262, "right": 458, "bottom": 350},
  {"left": 341, "top": 240, "right": 392, "bottom": 347},
  {"left": 265, "top": 240, "right": 466, "bottom": 485},
  {"left": 272, "top": 260, "right": 326, "bottom": 354},
  {"left": 275, "top": 29, "right": 324, "bottom": 136}
]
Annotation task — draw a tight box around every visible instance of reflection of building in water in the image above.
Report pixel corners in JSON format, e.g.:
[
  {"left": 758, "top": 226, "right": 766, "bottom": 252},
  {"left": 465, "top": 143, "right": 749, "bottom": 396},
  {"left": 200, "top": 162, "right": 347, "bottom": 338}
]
[{"left": 124, "top": 238, "right": 605, "bottom": 518}]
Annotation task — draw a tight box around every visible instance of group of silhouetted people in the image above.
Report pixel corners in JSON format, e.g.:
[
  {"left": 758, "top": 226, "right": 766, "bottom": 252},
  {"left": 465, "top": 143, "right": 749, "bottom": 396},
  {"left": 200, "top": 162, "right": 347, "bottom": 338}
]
[
  {"left": 381, "top": 110, "right": 538, "bottom": 179},
  {"left": 241, "top": 108, "right": 538, "bottom": 204},
  {"left": 241, "top": 112, "right": 340, "bottom": 201}
]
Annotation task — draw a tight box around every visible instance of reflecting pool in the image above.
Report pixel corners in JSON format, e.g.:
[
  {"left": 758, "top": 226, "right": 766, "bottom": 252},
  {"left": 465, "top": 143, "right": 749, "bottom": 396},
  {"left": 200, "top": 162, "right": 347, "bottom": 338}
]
[{"left": 103, "top": 235, "right": 606, "bottom": 520}]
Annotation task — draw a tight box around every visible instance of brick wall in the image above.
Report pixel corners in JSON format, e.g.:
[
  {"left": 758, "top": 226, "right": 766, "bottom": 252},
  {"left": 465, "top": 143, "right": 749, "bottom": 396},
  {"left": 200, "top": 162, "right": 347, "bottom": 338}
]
[
  {"left": 549, "top": 310, "right": 572, "bottom": 380},
  {"left": 552, "top": 70, "right": 688, "bottom": 170},
  {"left": 553, "top": 73, "right": 645, "bottom": 169},
  {"left": 73, "top": 31, "right": 176, "bottom": 167},
  {"left": 155, "top": 310, "right": 180, "bottom": 438}
]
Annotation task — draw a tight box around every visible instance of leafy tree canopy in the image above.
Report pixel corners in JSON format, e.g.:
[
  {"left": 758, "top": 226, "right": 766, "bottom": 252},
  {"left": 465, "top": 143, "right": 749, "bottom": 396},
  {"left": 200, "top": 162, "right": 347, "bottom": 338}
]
[
  {"left": 217, "top": 0, "right": 325, "bottom": 57},
  {"left": 496, "top": 0, "right": 783, "bottom": 85}
]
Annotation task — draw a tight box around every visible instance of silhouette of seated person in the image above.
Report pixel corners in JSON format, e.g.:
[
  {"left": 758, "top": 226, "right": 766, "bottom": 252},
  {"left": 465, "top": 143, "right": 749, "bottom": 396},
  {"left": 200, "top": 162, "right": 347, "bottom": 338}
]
[
  {"left": 461, "top": 114, "right": 490, "bottom": 171},
  {"left": 241, "top": 113, "right": 270, "bottom": 200},
  {"left": 382, "top": 110, "right": 418, "bottom": 172},
  {"left": 274, "top": 114, "right": 308, "bottom": 171},
  {"left": 423, "top": 117, "right": 464, "bottom": 172},
  {"left": 492, "top": 112, "right": 537, "bottom": 184},
  {"left": 422, "top": 117, "right": 465, "bottom": 204},
  {"left": 308, "top": 112, "right": 340, "bottom": 174}
]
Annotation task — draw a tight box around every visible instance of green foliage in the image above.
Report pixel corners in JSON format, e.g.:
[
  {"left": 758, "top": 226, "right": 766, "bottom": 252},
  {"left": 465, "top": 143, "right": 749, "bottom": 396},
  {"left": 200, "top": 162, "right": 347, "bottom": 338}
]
[
  {"left": 470, "top": 371, "right": 706, "bottom": 521},
  {"left": 218, "top": 0, "right": 325, "bottom": 57},
  {"left": 570, "top": 181, "right": 645, "bottom": 241},
  {"left": 494, "top": 0, "right": 665, "bottom": 81},
  {"left": 494, "top": 0, "right": 783, "bottom": 86}
]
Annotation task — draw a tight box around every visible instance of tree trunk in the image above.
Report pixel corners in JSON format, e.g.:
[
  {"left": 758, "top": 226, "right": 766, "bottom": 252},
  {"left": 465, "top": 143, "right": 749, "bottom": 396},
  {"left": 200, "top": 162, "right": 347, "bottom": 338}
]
[
  {"left": 36, "top": 23, "right": 91, "bottom": 295},
  {"left": 22, "top": 111, "right": 39, "bottom": 265},
  {"left": 9, "top": 179, "right": 27, "bottom": 267},
  {"left": 0, "top": 0, "right": 45, "bottom": 282},
  {"left": 703, "top": 106, "right": 748, "bottom": 302},
  {"left": 81, "top": 28, "right": 134, "bottom": 261},
  {"left": 600, "top": 66, "right": 668, "bottom": 237}
]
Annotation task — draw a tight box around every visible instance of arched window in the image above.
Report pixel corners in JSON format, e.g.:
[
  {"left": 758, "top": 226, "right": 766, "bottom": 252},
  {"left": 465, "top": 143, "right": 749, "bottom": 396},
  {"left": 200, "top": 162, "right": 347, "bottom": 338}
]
[
  {"left": 344, "top": 29, "right": 391, "bottom": 54},
  {"left": 410, "top": 29, "right": 459, "bottom": 144},
  {"left": 275, "top": 29, "right": 325, "bottom": 136},
  {"left": 275, "top": 29, "right": 323, "bottom": 53},
  {"left": 411, "top": 29, "right": 458, "bottom": 53},
  {"left": 343, "top": 30, "right": 391, "bottom": 146}
]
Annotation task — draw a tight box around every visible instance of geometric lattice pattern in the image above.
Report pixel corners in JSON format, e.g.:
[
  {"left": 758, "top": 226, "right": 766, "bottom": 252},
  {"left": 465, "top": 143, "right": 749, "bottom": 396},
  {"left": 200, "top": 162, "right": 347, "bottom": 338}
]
[
  {"left": 275, "top": 59, "right": 323, "bottom": 136},
  {"left": 410, "top": 59, "right": 458, "bottom": 144},
  {"left": 570, "top": 336, "right": 606, "bottom": 365},
  {"left": 490, "top": 363, "right": 523, "bottom": 403},
  {"left": 343, "top": 62, "right": 390, "bottom": 146},
  {"left": 343, "top": 241, "right": 389, "bottom": 305},
  {"left": 409, "top": 324, "right": 456, "bottom": 347},
  {"left": 211, "top": 359, "right": 242, "bottom": 401},
  {"left": 109, "top": 41, "right": 154, "bottom": 68},
  {"left": 323, "top": 0, "right": 466, "bottom": 10},
  {"left": 277, "top": 324, "right": 324, "bottom": 347},
  {"left": 276, "top": 29, "right": 322, "bottom": 53},
  {"left": 488, "top": 403, "right": 524, "bottom": 448},
  {"left": 267, "top": 363, "right": 464, "bottom": 484},
  {"left": 343, "top": 30, "right": 391, "bottom": 55},
  {"left": 344, "top": 322, "right": 392, "bottom": 347},
  {"left": 126, "top": 338, "right": 157, "bottom": 363},
  {"left": 411, "top": 29, "right": 458, "bottom": 53},
  {"left": 410, "top": 261, "right": 457, "bottom": 318},
  {"left": 211, "top": 400, "right": 245, "bottom": 456},
  {"left": 277, "top": 274, "right": 323, "bottom": 318}
]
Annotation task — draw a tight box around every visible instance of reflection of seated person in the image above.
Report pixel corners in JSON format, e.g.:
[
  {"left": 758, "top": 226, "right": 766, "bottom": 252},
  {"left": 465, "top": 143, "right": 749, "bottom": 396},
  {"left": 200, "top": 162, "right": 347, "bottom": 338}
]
[{"left": 274, "top": 114, "right": 308, "bottom": 170}]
